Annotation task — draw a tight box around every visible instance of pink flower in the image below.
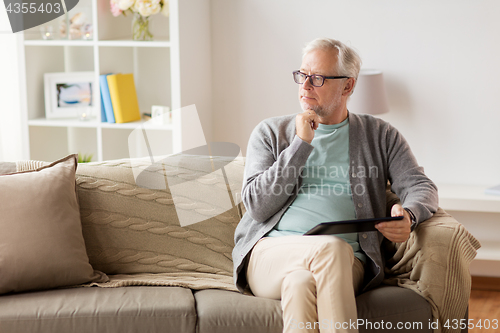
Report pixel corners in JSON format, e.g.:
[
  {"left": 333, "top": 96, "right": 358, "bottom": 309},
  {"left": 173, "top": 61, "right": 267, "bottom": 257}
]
[
  {"left": 110, "top": 0, "right": 123, "bottom": 17},
  {"left": 161, "top": 0, "right": 169, "bottom": 17},
  {"left": 134, "top": 0, "right": 161, "bottom": 17}
]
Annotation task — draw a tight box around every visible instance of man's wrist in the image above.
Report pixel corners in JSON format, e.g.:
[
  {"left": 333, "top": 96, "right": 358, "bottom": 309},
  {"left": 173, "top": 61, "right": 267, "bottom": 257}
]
[{"left": 404, "top": 208, "right": 418, "bottom": 231}]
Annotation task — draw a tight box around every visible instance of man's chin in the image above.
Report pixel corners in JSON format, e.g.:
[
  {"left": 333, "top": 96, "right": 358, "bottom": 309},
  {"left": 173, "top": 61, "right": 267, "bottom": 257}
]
[{"left": 300, "top": 102, "right": 319, "bottom": 113}]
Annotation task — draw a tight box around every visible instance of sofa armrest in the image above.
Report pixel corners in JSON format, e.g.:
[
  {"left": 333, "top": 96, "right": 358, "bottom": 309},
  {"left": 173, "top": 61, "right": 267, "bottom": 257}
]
[{"left": 383, "top": 208, "right": 480, "bottom": 333}]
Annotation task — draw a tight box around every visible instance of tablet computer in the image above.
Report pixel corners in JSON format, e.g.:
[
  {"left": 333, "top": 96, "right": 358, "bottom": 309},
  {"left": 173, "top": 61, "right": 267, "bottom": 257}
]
[{"left": 304, "top": 216, "right": 404, "bottom": 235}]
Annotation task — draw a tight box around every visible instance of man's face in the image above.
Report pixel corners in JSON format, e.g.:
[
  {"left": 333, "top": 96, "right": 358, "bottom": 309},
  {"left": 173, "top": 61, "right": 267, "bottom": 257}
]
[{"left": 298, "top": 48, "right": 346, "bottom": 118}]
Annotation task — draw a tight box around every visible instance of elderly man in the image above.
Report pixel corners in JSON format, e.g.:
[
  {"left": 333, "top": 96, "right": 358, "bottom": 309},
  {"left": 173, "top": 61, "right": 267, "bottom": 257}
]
[{"left": 232, "top": 38, "right": 438, "bottom": 333}]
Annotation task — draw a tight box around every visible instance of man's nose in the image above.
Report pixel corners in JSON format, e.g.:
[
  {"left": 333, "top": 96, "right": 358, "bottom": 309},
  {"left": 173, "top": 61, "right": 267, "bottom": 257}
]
[{"left": 302, "top": 76, "right": 314, "bottom": 89}]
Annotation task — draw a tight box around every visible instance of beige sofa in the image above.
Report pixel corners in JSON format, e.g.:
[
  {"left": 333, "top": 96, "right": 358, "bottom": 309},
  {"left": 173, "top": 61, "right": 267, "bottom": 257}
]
[{"left": 0, "top": 154, "right": 478, "bottom": 333}]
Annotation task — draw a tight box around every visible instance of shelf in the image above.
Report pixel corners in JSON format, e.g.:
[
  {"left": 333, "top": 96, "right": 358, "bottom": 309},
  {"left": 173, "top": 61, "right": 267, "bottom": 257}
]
[
  {"left": 28, "top": 118, "right": 100, "bottom": 128},
  {"left": 24, "top": 40, "right": 95, "bottom": 46},
  {"left": 24, "top": 39, "right": 171, "bottom": 48},
  {"left": 28, "top": 118, "right": 174, "bottom": 130},
  {"left": 475, "top": 242, "right": 500, "bottom": 261},
  {"left": 100, "top": 120, "right": 174, "bottom": 130},
  {"left": 437, "top": 183, "right": 500, "bottom": 213},
  {"left": 98, "top": 39, "right": 171, "bottom": 48}
]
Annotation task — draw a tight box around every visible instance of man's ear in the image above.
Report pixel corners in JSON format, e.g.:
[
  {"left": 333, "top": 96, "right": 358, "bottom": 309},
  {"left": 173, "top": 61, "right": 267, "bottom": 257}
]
[{"left": 343, "top": 78, "right": 356, "bottom": 96}]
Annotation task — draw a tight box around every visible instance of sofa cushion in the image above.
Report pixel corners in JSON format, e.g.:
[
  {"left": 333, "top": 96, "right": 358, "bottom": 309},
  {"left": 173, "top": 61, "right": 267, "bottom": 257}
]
[
  {"left": 355, "top": 285, "right": 432, "bottom": 333},
  {"left": 194, "top": 289, "right": 283, "bottom": 333},
  {"left": 0, "top": 286, "right": 197, "bottom": 333},
  {"left": 194, "top": 286, "right": 432, "bottom": 333},
  {"left": 0, "top": 154, "right": 105, "bottom": 295}
]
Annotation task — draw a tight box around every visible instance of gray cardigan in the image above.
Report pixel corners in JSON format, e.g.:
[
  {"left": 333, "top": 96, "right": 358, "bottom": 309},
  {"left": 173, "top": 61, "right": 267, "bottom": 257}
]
[{"left": 232, "top": 113, "right": 438, "bottom": 293}]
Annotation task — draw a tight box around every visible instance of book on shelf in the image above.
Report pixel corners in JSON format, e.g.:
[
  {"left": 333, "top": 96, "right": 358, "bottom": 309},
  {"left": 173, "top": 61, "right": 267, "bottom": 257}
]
[
  {"left": 106, "top": 73, "right": 141, "bottom": 124},
  {"left": 485, "top": 184, "right": 500, "bottom": 196},
  {"left": 99, "top": 73, "right": 115, "bottom": 123},
  {"left": 99, "top": 92, "right": 107, "bottom": 122}
]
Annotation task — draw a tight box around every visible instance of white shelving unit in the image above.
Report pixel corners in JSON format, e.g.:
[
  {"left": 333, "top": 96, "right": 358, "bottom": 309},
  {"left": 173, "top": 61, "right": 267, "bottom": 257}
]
[
  {"left": 438, "top": 183, "right": 500, "bottom": 276},
  {"left": 18, "top": 0, "right": 213, "bottom": 162}
]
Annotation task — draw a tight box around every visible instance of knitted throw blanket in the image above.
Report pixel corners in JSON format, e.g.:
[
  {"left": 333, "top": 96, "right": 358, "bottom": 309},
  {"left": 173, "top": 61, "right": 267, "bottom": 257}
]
[{"left": 383, "top": 208, "right": 481, "bottom": 333}]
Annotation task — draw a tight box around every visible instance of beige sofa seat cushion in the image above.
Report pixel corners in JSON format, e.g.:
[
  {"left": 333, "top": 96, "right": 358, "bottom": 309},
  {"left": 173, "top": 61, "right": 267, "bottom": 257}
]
[
  {"left": 194, "top": 286, "right": 432, "bottom": 333},
  {"left": 0, "top": 154, "right": 106, "bottom": 295},
  {"left": 0, "top": 286, "right": 196, "bottom": 333}
]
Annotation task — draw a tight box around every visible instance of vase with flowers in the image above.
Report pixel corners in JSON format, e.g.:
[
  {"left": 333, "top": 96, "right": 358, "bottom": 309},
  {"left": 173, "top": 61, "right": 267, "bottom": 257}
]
[{"left": 110, "top": 0, "right": 169, "bottom": 41}]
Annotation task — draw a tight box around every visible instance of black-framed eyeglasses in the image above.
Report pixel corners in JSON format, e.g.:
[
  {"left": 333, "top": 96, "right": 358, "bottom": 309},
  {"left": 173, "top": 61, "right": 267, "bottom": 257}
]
[{"left": 293, "top": 70, "right": 349, "bottom": 87}]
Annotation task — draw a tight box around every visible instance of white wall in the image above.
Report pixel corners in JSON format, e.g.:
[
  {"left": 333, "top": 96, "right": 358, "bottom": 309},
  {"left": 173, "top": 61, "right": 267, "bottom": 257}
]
[
  {"left": 3, "top": 0, "right": 500, "bottom": 186},
  {"left": 211, "top": 0, "right": 500, "bottom": 187},
  {"left": 0, "top": 5, "right": 24, "bottom": 161}
]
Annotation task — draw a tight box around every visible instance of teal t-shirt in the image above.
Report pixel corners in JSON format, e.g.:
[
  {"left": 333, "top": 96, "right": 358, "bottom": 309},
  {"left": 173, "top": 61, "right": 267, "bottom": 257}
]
[{"left": 266, "top": 117, "right": 366, "bottom": 263}]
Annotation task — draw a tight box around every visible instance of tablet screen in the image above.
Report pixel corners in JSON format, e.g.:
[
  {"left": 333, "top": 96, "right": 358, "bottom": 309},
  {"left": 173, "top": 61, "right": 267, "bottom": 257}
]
[{"left": 304, "top": 216, "right": 404, "bottom": 235}]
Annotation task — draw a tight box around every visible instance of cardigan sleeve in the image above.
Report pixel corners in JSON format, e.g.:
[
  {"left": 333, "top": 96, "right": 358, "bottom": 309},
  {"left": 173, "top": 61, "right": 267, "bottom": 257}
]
[
  {"left": 385, "top": 124, "right": 439, "bottom": 224},
  {"left": 242, "top": 120, "right": 314, "bottom": 223}
]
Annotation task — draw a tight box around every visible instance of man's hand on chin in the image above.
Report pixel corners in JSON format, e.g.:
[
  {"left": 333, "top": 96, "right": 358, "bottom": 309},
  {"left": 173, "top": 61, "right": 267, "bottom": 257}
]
[
  {"left": 296, "top": 110, "right": 319, "bottom": 144},
  {"left": 375, "top": 204, "right": 412, "bottom": 243}
]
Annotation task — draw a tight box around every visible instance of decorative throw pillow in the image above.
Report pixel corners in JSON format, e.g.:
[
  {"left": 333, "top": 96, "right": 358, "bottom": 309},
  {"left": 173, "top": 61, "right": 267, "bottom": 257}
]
[{"left": 0, "top": 154, "right": 106, "bottom": 295}]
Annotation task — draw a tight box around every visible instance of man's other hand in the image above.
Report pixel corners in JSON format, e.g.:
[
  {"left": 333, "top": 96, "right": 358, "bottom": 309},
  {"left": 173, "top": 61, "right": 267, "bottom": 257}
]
[
  {"left": 375, "top": 204, "right": 412, "bottom": 243},
  {"left": 296, "top": 110, "right": 319, "bottom": 144}
]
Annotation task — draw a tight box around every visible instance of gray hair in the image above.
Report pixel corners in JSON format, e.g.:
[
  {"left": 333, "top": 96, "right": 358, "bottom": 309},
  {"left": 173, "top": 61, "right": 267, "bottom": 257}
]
[{"left": 302, "top": 38, "right": 362, "bottom": 82}]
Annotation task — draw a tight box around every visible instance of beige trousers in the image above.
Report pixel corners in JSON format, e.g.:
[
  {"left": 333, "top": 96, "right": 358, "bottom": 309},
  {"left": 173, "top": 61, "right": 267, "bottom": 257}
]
[{"left": 246, "top": 235, "right": 365, "bottom": 333}]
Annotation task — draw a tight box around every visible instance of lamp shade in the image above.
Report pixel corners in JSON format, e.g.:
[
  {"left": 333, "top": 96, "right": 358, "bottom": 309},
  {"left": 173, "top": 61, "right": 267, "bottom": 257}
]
[{"left": 347, "top": 69, "right": 389, "bottom": 115}]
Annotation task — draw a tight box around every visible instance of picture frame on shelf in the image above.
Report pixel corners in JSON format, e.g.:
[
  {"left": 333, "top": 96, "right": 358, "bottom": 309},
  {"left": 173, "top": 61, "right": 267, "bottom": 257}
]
[{"left": 44, "top": 72, "right": 96, "bottom": 119}]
